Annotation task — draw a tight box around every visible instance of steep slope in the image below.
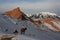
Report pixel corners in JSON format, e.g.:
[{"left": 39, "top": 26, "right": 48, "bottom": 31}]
[
  {"left": 29, "top": 12, "right": 60, "bottom": 32},
  {"left": 3, "top": 7, "right": 27, "bottom": 20},
  {"left": 1, "top": 8, "right": 60, "bottom": 32},
  {"left": 1, "top": 7, "right": 35, "bottom": 25},
  {"left": 0, "top": 14, "right": 60, "bottom": 40},
  {"left": 43, "top": 18, "right": 60, "bottom": 32},
  {"left": 0, "top": 9, "right": 60, "bottom": 40}
]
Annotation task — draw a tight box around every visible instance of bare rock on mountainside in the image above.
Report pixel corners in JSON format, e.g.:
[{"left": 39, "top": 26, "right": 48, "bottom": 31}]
[
  {"left": 2, "top": 7, "right": 38, "bottom": 27},
  {"left": 4, "top": 7, "right": 26, "bottom": 19},
  {"left": 34, "top": 20, "right": 42, "bottom": 25},
  {"left": 29, "top": 13, "right": 60, "bottom": 32},
  {"left": 43, "top": 18, "right": 60, "bottom": 32}
]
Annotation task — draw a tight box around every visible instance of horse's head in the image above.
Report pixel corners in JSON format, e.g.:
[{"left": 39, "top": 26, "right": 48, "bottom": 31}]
[{"left": 25, "top": 28, "right": 27, "bottom": 30}]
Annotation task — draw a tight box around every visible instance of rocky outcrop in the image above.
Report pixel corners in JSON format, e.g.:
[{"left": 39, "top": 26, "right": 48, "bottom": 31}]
[
  {"left": 43, "top": 18, "right": 60, "bottom": 32},
  {"left": 34, "top": 20, "right": 42, "bottom": 25},
  {"left": 4, "top": 7, "right": 26, "bottom": 20}
]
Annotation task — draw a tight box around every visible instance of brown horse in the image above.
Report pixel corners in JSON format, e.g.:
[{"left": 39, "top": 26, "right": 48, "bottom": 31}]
[{"left": 21, "top": 27, "right": 27, "bottom": 34}]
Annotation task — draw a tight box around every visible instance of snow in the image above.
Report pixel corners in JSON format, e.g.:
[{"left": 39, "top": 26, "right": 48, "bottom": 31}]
[
  {"left": 43, "top": 22, "right": 56, "bottom": 31},
  {"left": 12, "top": 35, "right": 37, "bottom": 40},
  {"left": 39, "top": 12, "right": 57, "bottom": 16},
  {"left": 0, "top": 14, "right": 60, "bottom": 40},
  {"left": 29, "top": 12, "right": 58, "bottom": 21},
  {"left": 26, "top": 14, "right": 32, "bottom": 17}
]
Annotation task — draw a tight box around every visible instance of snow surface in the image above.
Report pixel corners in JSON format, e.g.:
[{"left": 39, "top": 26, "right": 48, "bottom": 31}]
[
  {"left": 39, "top": 12, "right": 57, "bottom": 16},
  {"left": 29, "top": 12, "right": 58, "bottom": 21},
  {"left": 0, "top": 14, "right": 60, "bottom": 40},
  {"left": 12, "top": 35, "right": 37, "bottom": 40}
]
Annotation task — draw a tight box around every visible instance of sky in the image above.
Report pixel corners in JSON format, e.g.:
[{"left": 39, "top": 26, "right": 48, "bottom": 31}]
[{"left": 0, "top": 0, "right": 60, "bottom": 15}]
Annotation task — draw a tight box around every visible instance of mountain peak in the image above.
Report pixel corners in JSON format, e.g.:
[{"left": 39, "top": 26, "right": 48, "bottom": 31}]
[{"left": 4, "top": 7, "right": 25, "bottom": 19}]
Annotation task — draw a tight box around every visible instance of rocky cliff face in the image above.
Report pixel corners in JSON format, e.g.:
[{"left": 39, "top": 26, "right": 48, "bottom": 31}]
[
  {"left": 42, "top": 18, "right": 60, "bottom": 32},
  {"left": 4, "top": 7, "right": 25, "bottom": 19}
]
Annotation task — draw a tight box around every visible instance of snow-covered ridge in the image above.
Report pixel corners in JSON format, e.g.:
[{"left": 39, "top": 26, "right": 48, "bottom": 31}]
[
  {"left": 26, "top": 12, "right": 57, "bottom": 17},
  {"left": 39, "top": 12, "right": 57, "bottom": 16},
  {"left": 26, "top": 12, "right": 60, "bottom": 32},
  {"left": 27, "top": 12, "right": 59, "bottom": 21}
]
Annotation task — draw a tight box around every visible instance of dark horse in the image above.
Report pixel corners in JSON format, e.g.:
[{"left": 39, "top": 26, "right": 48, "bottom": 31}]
[
  {"left": 13, "top": 29, "right": 18, "bottom": 34},
  {"left": 21, "top": 27, "right": 27, "bottom": 34}
]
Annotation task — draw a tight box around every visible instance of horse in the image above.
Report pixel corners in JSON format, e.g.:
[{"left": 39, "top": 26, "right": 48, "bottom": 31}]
[{"left": 21, "top": 27, "right": 27, "bottom": 34}]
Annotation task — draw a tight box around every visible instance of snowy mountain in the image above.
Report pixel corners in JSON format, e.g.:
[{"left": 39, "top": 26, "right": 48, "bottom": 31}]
[
  {"left": 29, "top": 12, "right": 58, "bottom": 20},
  {"left": 0, "top": 7, "right": 60, "bottom": 40},
  {"left": 29, "top": 12, "right": 60, "bottom": 32},
  {"left": 0, "top": 7, "right": 60, "bottom": 32},
  {"left": 0, "top": 14, "right": 60, "bottom": 40}
]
